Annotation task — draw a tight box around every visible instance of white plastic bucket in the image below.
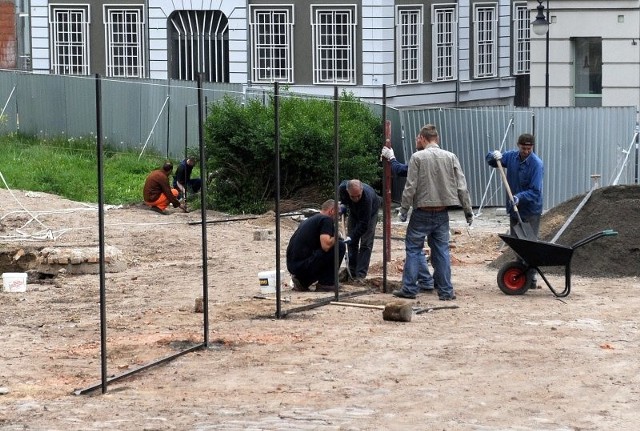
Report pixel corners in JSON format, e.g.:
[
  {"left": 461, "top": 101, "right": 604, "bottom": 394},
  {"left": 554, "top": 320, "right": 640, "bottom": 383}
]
[
  {"left": 2, "top": 272, "right": 27, "bottom": 293},
  {"left": 258, "top": 270, "right": 284, "bottom": 294}
]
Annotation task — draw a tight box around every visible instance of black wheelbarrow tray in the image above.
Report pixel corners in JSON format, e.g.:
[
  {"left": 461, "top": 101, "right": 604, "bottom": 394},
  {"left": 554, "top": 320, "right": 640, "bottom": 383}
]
[{"left": 497, "top": 229, "right": 618, "bottom": 297}]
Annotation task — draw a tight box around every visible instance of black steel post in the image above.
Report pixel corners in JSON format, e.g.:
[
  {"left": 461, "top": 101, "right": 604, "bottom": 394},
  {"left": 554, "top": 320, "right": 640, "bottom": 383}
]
[
  {"left": 545, "top": 0, "right": 550, "bottom": 107},
  {"left": 381, "top": 84, "right": 387, "bottom": 294},
  {"left": 95, "top": 73, "right": 107, "bottom": 394},
  {"left": 196, "top": 73, "right": 210, "bottom": 346},
  {"left": 184, "top": 105, "right": 188, "bottom": 159},
  {"left": 333, "top": 86, "right": 340, "bottom": 301},
  {"left": 274, "top": 82, "right": 282, "bottom": 319}
]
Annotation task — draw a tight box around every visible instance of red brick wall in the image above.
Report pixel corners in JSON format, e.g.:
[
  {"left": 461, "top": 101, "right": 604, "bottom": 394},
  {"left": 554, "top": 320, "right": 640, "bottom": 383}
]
[{"left": 0, "top": 1, "right": 16, "bottom": 69}]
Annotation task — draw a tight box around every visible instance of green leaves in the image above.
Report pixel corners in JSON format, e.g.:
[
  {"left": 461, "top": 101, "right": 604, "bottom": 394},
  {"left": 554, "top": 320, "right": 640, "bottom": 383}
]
[{"left": 204, "top": 93, "right": 382, "bottom": 214}]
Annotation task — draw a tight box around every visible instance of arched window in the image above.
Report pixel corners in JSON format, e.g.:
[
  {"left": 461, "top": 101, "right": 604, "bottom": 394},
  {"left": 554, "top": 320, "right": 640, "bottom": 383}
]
[{"left": 168, "top": 10, "right": 229, "bottom": 82}]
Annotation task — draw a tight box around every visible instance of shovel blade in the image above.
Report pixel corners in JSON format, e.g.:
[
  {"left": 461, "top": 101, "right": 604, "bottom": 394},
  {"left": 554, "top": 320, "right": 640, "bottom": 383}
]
[{"left": 513, "top": 221, "right": 537, "bottom": 241}]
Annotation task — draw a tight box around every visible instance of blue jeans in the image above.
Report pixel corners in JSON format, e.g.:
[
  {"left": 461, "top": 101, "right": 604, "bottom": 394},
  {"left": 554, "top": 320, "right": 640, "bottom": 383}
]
[{"left": 402, "top": 209, "right": 453, "bottom": 298}]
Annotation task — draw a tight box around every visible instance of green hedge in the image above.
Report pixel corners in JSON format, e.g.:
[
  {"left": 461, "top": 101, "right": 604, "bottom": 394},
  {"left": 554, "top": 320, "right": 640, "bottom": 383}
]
[{"left": 204, "top": 92, "right": 382, "bottom": 214}]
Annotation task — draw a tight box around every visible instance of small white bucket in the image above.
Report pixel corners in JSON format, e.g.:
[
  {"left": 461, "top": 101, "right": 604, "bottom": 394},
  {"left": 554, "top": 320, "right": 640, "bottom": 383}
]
[
  {"left": 258, "top": 270, "right": 285, "bottom": 294},
  {"left": 2, "top": 272, "right": 27, "bottom": 293}
]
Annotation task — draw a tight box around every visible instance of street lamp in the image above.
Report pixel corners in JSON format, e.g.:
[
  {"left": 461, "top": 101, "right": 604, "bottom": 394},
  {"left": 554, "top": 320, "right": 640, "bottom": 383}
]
[
  {"left": 531, "top": 0, "right": 550, "bottom": 107},
  {"left": 531, "top": 1, "right": 549, "bottom": 36}
]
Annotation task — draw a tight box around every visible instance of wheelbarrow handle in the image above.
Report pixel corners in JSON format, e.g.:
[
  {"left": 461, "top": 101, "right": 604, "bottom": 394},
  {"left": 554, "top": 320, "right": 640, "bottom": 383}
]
[{"left": 571, "top": 229, "right": 618, "bottom": 249}]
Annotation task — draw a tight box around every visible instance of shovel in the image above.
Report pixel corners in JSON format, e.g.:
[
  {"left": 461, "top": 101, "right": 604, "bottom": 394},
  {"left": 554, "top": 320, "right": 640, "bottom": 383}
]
[
  {"left": 341, "top": 214, "right": 353, "bottom": 280},
  {"left": 496, "top": 159, "right": 537, "bottom": 240}
]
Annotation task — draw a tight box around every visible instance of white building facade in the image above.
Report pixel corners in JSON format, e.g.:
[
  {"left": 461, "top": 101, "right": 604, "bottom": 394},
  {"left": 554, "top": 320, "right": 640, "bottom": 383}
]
[
  {"left": 19, "top": 1, "right": 640, "bottom": 108},
  {"left": 528, "top": 0, "right": 640, "bottom": 108}
]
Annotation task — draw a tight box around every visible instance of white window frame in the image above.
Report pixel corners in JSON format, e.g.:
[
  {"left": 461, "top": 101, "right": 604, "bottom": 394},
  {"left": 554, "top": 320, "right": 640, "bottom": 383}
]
[
  {"left": 249, "top": 5, "right": 295, "bottom": 84},
  {"left": 431, "top": 3, "right": 458, "bottom": 82},
  {"left": 473, "top": 3, "right": 498, "bottom": 79},
  {"left": 103, "top": 5, "right": 146, "bottom": 78},
  {"left": 512, "top": 2, "right": 529, "bottom": 75},
  {"left": 310, "top": 5, "right": 357, "bottom": 85},
  {"left": 395, "top": 5, "right": 423, "bottom": 84},
  {"left": 49, "top": 4, "right": 90, "bottom": 75}
]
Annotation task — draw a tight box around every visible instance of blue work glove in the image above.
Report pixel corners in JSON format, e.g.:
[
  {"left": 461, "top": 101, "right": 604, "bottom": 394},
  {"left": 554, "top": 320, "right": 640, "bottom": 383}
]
[
  {"left": 398, "top": 208, "right": 408, "bottom": 222},
  {"left": 512, "top": 195, "right": 519, "bottom": 207},
  {"left": 339, "top": 204, "right": 347, "bottom": 215}
]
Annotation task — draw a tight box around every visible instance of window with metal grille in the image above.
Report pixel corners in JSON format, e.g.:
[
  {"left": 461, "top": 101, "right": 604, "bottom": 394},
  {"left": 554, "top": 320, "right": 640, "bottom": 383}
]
[
  {"left": 49, "top": 5, "right": 90, "bottom": 75},
  {"left": 311, "top": 6, "right": 356, "bottom": 85},
  {"left": 396, "top": 6, "right": 422, "bottom": 84},
  {"left": 512, "top": 2, "right": 529, "bottom": 75},
  {"left": 169, "top": 10, "right": 229, "bottom": 82},
  {"left": 104, "top": 6, "right": 145, "bottom": 78},
  {"left": 432, "top": 4, "right": 457, "bottom": 82},
  {"left": 249, "top": 6, "right": 294, "bottom": 83},
  {"left": 473, "top": 3, "right": 497, "bottom": 78}
]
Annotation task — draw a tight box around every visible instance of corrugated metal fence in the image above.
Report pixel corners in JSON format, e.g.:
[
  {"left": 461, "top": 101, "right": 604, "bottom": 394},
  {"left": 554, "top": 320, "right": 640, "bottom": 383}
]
[
  {"left": 0, "top": 70, "right": 637, "bottom": 209},
  {"left": 0, "top": 71, "right": 243, "bottom": 157},
  {"left": 397, "top": 106, "right": 638, "bottom": 210}
]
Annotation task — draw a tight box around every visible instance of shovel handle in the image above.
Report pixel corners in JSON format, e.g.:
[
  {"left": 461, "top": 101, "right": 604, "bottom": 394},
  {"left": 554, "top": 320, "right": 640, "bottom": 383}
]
[{"left": 496, "top": 159, "right": 524, "bottom": 223}]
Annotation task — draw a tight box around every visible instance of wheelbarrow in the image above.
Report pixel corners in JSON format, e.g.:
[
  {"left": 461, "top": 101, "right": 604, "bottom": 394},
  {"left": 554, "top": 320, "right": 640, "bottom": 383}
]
[{"left": 497, "top": 229, "right": 618, "bottom": 297}]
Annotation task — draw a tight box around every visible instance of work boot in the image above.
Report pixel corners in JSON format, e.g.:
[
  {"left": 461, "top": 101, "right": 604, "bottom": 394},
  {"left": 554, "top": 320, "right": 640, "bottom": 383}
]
[
  {"left": 315, "top": 283, "right": 336, "bottom": 292},
  {"left": 291, "top": 276, "right": 308, "bottom": 292},
  {"left": 392, "top": 289, "right": 416, "bottom": 300},
  {"left": 150, "top": 206, "right": 168, "bottom": 215}
]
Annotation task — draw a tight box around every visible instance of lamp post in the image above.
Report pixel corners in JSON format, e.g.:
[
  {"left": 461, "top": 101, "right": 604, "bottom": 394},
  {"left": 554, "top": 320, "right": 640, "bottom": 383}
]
[{"left": 531, "top": 0, "right": 550, "bottom": 107}]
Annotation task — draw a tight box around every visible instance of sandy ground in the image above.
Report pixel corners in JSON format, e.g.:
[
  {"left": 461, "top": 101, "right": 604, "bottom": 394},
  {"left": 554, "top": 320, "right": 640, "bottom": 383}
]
[{"left": 0, "top": 189, "right": 639, "bottom": 430}]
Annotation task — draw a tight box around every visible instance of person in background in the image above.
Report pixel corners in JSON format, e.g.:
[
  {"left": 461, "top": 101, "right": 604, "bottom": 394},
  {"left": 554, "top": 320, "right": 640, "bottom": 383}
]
[
  {"left": 338, "top": 179, "right": 382, "bottom": 282},
  {"left": 143, "top": 161, "right": 185, "bottom": 214},
  {"left": 286, "top": 199, "right": 347, "bottom": 292},
  {"left": 486, "top": 133, "right": 544, "bottom": 287},
  {"left": 394, "top": 126, "right": 473, "bottom": 301},
  {"left": 380, "top": 124, "right": 437, "bottom": 177},
  {"left": 173, "top": 157, "right": 202, "bottom": 200}
]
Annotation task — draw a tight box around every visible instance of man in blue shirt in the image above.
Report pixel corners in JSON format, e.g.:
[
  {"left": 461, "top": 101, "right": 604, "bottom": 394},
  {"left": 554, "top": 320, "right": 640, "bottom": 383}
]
[
  {"left": 486, "top": 133, "right": 544, "bottom": 237},
  {"left": 486, "top": 133, "right": 544, "bottom": 287}
]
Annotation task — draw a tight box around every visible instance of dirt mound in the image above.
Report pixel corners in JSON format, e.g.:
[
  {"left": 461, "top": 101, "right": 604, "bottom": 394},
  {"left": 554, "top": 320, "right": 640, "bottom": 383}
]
[{"left": 491, "top": 185, "right": 640, "bottom": 277}]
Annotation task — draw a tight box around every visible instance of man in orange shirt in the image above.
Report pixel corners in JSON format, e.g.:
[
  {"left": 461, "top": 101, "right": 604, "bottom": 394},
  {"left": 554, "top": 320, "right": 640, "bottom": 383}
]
[{"left": 143, "top": 161, "right": 186, "bottom": 214}]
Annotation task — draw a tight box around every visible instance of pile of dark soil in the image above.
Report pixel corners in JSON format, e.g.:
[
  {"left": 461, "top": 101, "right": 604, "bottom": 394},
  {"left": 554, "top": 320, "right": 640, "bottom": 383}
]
[{"left": 492, "top": 185, "right": 640, "bottom": 277}]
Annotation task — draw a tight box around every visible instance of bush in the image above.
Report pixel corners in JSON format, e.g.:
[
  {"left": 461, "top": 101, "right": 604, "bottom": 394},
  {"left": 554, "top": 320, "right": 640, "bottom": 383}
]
[{"left": 204, "top": 92, "right": 382, "bottom": 214}]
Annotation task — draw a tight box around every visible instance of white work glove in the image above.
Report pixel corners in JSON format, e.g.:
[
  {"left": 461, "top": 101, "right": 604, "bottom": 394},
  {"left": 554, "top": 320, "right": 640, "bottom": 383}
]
[
  {"left": 492, "top": 150, "right": 502, "bottom": 161},
  {"left": 342, "top": 236, "right": 352, "bottom": 244},
  {"left": 398, "top": 208, "right": 408, "bottom": 222},
  {"left": 512, "top": 195, "right": 519, "bottom": 207},
  {"left": 381, "top": 146, "right": 396, "bottom": 161}
]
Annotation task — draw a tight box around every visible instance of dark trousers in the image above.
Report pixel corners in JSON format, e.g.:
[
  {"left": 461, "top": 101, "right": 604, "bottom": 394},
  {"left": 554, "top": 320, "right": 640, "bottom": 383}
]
[
  {"left": 510, "top": 214, "right": 541, "bottom": 281},
  {"left": 347, "top": 211, "right": 378, "bottom": 278},
  {"left": 287, "top": 242, "right": 346, "bottom": 288},
  {"left": 174, "top": 178, "right": 202, "bottom": 199}
]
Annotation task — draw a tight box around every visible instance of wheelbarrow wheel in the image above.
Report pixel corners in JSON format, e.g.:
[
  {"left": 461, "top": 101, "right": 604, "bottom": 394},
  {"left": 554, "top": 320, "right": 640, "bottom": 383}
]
[{"left": 497, "top": 261, "right": 533, "bottom": 295}]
